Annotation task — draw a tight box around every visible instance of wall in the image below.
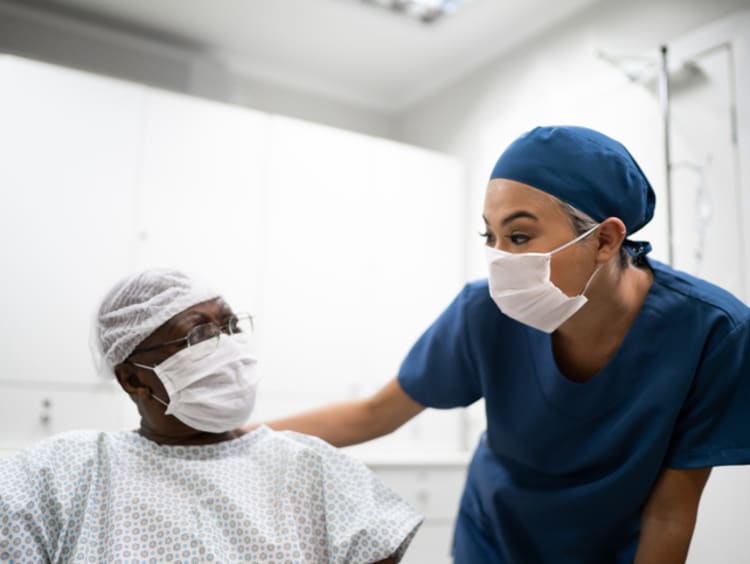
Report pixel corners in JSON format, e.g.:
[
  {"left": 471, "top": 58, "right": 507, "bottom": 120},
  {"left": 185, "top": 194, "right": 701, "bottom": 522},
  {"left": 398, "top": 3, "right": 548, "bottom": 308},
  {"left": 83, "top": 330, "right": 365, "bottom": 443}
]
[{"left": 395, "top": 0, "right": 750, "bottom": 277}]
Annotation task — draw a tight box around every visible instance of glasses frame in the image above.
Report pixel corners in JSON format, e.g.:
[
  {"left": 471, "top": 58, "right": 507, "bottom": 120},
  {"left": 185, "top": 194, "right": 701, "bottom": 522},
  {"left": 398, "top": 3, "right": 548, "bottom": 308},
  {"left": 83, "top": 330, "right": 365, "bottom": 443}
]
[{"left": 129, "top": 312, "right": 254, "bottom": 356}]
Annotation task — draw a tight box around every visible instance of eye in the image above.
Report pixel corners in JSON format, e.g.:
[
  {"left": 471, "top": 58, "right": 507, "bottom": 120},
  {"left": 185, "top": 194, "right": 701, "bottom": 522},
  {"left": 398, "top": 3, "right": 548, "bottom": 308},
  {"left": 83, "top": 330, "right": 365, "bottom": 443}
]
[
  {"left": 187, "top": 322, "right": 219, "bottom": 346},
  {"left": 507, "top": 233, "right": 530, "bottom": 245},
  {"left": 479, "top": 230, "right": 495, "bottom": 245}
]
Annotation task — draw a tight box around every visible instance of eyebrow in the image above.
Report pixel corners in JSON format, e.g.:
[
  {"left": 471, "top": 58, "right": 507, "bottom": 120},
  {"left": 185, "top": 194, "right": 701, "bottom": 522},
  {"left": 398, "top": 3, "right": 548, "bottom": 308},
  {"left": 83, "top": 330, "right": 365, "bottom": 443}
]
[
  {"left": 175, "top": 307, "right": 233, "bottom": 326},
  {"left": 482, "top": 211, "right": 540, "bottom": 227},
  {"left": 500, "top": 211, "right": 539, "bottom": 226}
]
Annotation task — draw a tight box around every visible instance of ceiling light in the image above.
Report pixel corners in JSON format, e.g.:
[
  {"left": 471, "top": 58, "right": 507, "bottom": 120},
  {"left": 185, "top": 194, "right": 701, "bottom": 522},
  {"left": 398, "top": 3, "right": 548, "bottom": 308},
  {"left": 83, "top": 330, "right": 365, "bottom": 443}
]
[{"left": 360, "top": 0, "right": 472, "bottom": 24}]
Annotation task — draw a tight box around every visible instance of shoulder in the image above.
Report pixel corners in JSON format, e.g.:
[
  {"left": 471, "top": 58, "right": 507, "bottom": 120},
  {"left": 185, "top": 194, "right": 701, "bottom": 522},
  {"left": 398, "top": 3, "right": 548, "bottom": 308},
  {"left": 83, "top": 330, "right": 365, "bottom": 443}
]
[
  {"left": 649, "top": 260, "right": 750, "bottom": 337},
  {"left": 460, "top": 279, "right": 493, "bottom": 308},
  {"left": 0, "top": 431, "right": 104, "bottom": 491},
  {"left": 259, "top": 427, "right": 363, "bottom": 468},
  {"left": 449, "top": 279, "right": 505, "bottom": 327},
  {"left": 254, "top": 427, "right": 384, "bottom": 484},
  {"left": 4, "top": 430, "right": 105, "bottom": 467}
]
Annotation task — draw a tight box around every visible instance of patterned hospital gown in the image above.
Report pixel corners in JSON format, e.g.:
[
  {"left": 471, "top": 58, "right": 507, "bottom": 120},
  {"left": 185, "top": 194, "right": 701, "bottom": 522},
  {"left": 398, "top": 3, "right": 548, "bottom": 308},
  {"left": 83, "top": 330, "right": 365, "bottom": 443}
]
[{"left": 0, "top": 426, "right": 422, "bottom": 563}]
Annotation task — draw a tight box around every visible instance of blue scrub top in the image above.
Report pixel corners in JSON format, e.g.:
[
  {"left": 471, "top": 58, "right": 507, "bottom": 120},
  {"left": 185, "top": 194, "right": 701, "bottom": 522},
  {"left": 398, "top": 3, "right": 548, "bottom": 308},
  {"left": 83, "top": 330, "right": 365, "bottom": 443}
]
[{"left": 398, "top": 260, "right": 750, "bottom": 563}]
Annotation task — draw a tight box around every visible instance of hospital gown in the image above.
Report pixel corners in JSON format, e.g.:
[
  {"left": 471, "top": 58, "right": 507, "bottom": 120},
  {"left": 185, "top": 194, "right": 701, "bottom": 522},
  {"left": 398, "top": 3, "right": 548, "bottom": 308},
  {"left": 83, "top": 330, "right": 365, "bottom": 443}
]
[{"left": 0, "top": 425, "right": 422, "bottom": 563}]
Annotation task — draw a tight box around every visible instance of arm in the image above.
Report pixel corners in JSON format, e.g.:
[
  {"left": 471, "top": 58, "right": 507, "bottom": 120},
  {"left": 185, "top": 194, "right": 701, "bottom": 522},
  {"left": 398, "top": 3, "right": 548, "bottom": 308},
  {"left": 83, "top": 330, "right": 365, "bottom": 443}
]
[
  {"left": 634, "top": 467, "right": 711, "bottom": 564},
  {"left": 250, "top": 377, "right": 425, "bottom": 447}
]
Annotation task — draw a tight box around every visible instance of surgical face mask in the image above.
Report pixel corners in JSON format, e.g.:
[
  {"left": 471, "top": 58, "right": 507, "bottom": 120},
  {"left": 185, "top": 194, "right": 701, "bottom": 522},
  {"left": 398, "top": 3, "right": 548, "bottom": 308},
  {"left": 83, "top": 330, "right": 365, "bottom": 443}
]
[
  {"left": 132, "top": 333, "right": 259, "bottom": 433},
  {"left": 485, "top": 225, "right": 601, "bottom": 333}
]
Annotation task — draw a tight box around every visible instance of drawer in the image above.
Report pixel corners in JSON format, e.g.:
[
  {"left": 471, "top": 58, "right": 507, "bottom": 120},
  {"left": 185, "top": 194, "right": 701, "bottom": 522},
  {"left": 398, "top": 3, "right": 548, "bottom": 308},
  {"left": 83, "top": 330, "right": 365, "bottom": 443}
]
[
  {"left": 0, "top": 383, "right": 138, "bottom": 450},
  {"left": 371, "top": 465, "right": 468, "bottom": 520},
  {"left": 401, "top": 521, "right": 455, "bottom": 564}
]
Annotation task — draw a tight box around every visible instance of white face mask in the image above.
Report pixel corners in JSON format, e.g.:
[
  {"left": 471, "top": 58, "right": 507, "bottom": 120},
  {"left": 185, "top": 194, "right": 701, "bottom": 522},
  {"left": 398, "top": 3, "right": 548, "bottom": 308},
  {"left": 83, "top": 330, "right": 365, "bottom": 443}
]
[
  {"left": 132, "top": 334, "right": 259, "bottom": 433},
  {"left": 485, "top": 224, "right": 601, "bottom": 333}
]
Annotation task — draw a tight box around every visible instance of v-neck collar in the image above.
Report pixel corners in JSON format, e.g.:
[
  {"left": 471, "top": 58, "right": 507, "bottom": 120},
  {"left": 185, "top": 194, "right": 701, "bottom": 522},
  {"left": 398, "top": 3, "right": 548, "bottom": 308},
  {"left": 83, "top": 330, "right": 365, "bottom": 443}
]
[{"left": 527, "top": 262, "right": 665, "bottom": 420}]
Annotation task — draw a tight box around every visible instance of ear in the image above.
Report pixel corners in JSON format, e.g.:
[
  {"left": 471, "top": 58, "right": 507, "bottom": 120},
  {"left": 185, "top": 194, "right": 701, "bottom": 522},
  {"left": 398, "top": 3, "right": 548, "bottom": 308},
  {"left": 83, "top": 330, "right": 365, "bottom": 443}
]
[
  {"left": 594, "top": 217, "right": 627, "bottom": 263},
  {"left": 114, "top": 363, "right": 151, "bottom": 400}
]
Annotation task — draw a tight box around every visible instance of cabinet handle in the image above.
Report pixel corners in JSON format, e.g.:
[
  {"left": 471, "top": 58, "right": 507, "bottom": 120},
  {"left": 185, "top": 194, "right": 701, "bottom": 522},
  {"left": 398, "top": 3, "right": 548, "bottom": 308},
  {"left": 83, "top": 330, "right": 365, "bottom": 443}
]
[{"left": 40, "top": 398, "right": 52, "bottom": 427}]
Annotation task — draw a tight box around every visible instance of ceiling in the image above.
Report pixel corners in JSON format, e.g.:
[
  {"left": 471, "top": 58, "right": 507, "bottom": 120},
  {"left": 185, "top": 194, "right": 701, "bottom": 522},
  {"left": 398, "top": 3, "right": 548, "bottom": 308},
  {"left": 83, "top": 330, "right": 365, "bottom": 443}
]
[{"left": 39, "top": 0, "right": 602, "bottom": 112}]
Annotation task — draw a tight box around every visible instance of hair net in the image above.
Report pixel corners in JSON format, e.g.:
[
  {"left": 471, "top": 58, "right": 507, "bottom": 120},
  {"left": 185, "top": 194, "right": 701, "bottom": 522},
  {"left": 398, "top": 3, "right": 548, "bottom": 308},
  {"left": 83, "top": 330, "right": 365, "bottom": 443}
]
[
  {"left": 490, "top": 125, "right": 656, "bottom": 260},
  {"left": 91, "top": 268, "right": 220, "bottom": 378}
]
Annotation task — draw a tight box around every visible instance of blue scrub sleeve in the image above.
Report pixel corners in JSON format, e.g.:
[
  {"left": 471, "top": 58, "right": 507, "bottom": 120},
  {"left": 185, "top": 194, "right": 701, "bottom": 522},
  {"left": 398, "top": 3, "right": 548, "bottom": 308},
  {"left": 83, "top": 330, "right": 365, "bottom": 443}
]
[
  {"left": 398, "top": 284, "right": 483, "bottom": 409},
  {"left": 666, "top": 318, "right": 750, "bottom": 468}
]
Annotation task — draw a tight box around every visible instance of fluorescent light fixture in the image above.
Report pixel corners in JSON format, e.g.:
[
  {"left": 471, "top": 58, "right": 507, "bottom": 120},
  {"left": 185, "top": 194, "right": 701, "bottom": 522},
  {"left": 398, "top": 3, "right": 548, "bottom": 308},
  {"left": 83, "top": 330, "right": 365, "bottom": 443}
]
[{"left": 360, "top": 0, "right": 472, "bottom": 23}]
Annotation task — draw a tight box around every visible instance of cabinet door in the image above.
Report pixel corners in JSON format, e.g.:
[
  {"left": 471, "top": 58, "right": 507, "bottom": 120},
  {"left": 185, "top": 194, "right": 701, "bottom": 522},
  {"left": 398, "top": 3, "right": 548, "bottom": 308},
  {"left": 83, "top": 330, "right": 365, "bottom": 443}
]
[
  {"left": 0, "top": 382, "right": 138, "bottom": 449},
  {"left": 134, "top": 89, "right": 269, "bottom": 313},
  {"left": 0, "top": 56, "right": 143, "bottom": 384},
  {"left": 258, "top": 116, "right": 466, "bottom": 451}
]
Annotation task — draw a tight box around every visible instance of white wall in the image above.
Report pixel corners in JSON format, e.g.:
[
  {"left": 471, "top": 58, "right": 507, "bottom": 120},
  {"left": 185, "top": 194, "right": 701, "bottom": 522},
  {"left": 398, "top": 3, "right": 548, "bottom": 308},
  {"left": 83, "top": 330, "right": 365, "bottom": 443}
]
[{"left": 395, "top": 0, "right": 750, "bottom": 276}]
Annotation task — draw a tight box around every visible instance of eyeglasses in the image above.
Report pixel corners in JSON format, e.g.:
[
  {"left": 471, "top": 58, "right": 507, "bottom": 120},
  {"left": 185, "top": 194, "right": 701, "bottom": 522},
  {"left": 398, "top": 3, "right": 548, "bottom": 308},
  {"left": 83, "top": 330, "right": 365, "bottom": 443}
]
[{"left": 130, "top": 313, "right": 254, "bottom": 359}]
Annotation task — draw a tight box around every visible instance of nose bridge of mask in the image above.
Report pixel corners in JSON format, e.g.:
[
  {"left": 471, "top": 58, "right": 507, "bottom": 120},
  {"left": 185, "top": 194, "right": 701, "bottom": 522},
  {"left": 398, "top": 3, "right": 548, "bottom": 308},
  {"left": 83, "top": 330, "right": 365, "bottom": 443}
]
[
  {"left": 485, "top": 248, "right": 551, "bottom": 289},
  {"left": 152, "top": 335, "right": 257, "bottom": 399}
]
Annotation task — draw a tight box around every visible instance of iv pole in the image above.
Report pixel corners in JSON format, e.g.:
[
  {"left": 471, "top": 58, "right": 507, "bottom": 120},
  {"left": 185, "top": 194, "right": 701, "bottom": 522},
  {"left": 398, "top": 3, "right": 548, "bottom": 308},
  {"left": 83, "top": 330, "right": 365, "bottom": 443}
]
[{"left": 659, "top": 45, "right": 675, "bottom": 267}]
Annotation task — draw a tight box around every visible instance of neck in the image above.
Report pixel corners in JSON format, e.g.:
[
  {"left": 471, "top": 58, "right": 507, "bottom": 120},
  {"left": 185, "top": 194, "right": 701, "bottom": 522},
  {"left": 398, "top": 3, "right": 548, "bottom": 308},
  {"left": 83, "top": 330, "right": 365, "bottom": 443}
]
[
  {"left": 137, "top": 424, "right": 245, "bottom": 446},
  {"left": 555, "top": 261, "right": 652, "bottom": 345}
]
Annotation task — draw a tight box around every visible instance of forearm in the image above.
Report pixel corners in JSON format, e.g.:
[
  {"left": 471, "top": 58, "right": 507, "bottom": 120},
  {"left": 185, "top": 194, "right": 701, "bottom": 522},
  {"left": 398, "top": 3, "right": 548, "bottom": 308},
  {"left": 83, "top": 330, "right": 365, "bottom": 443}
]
[
  {"left": 258, "top": 378, "right": 425, "bottom": 447},
  {"left": 634, "top": 513, "right": 696, "bottom": 564},
  {"left": 263, "top": 399, "right": 391, "bottom": 447},
  {"left": 633, "top": 466, "right": 710, "bottom": 564}
]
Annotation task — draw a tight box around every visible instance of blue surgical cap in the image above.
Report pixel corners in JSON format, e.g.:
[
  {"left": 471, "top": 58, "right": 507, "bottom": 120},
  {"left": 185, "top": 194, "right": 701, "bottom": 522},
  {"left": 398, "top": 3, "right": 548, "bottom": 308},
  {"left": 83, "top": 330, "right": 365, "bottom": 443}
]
[{"left": 490, "top": 126, "right": 655, "bottom": 260}]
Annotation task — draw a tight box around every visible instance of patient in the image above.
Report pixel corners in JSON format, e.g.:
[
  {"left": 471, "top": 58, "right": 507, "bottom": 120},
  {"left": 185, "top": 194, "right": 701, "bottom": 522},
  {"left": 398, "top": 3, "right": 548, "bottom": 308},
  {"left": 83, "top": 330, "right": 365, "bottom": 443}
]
[{"left": 0, "top": 269, "right": 422, "bottom": 563}]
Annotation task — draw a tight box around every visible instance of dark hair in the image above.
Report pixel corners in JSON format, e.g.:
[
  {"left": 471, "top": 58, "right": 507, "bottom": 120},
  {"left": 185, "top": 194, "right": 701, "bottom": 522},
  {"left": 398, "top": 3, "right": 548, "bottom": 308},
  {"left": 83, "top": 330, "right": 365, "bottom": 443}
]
[{"left": 557, "top": 201, "right": 631, "bottom": 270}]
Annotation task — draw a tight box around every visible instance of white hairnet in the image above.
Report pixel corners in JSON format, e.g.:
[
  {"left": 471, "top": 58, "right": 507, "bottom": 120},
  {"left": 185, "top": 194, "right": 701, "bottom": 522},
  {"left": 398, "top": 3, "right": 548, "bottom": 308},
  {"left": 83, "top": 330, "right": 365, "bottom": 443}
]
[{"left": 91, "top": 268, "right": 220, "bottom": 378}]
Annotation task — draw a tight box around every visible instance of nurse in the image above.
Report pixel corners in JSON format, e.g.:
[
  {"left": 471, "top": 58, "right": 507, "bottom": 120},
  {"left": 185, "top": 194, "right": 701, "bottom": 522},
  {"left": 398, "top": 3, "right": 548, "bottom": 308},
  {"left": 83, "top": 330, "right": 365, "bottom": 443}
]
[{"left": 260, "top": 126, "right": 750, "bottom": 563}]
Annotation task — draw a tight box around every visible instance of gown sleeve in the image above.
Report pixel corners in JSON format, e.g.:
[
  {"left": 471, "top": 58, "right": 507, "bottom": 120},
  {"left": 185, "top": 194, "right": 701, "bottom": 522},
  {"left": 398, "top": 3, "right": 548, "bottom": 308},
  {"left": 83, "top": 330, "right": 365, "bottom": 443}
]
[
  {"left": 284, "top": 432, "right": 423, "bottom": 563},
  {"left": 397, "top": 283, "right": 484, "bottom": 409},
  {"left": 666, "top": 317, "right": 750, "bottom": 468},
  {"left": 0, "top": 449, "right": 56, "bottom": 562}
]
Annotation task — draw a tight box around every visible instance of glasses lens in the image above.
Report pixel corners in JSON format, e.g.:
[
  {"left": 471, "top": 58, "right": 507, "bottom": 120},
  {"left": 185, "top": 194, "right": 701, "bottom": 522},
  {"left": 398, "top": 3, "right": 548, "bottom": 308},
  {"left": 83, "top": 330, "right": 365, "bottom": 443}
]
[
  {"left": 186, "top": 323, "right": 220, "bottom": 358},
  {"left": 229, "top": 313, "right": 254, "bottom": 335}
]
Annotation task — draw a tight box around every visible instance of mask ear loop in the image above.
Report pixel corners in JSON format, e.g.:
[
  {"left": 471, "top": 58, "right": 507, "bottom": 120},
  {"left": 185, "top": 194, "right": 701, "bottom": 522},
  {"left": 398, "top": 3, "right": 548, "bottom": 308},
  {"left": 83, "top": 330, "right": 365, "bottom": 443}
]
[
  {"left": 126, "top": 360, "right": 170, "bottom": 408},
  {"left": 562, "top": 224, "right": 602, "bottom": 297},
  {"left": 151, "top": 393, "right": 170, "bottom": 408},
  {"left": 551, "top": 223, "right": 601, "bottom": 255},
  {"left": 580, "top": 263, "right": 604, "bottom": 296}
]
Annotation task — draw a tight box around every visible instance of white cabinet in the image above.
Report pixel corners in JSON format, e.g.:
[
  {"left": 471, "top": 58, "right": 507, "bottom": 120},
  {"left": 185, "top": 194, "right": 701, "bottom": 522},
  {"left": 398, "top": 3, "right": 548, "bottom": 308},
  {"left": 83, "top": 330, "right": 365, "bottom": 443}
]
[
  {"left": 0, "top": 381, "right": 139, "bottom": 449},
  {"left": 0, "top": 57, "right": 468, "bottom": 455},
  {"left": 0, "top": 56, "right": 143, "bottom": 385},
  {"left": 134, "top": 89, "right": 269, "bottom": 312},
  {"left": 368, "top": 459, "right": 469, "bottom": 564},
  {"left": 256, "top": 116, "right": 467, "bottom": 450}
]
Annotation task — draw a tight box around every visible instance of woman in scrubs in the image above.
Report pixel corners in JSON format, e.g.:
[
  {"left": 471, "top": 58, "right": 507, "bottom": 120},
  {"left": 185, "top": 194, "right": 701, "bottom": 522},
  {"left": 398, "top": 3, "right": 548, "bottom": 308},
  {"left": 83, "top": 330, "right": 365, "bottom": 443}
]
[{"left": 259, "top": 126, "right": 750, "bottom": 563}]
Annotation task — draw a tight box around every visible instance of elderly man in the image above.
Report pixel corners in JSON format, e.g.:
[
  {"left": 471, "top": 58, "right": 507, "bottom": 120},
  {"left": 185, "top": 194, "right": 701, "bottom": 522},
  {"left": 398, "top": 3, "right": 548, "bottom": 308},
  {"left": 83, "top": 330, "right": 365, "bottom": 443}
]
[{"left": 0, "top": 269, "right": 422, "bottom": 563}]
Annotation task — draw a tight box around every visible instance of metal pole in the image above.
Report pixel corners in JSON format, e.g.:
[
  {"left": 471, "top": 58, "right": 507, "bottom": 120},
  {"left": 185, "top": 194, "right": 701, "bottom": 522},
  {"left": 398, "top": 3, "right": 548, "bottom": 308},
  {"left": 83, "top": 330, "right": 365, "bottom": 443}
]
[{"left": 659, "top": 45, "right": 674, "bottom": 266}]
